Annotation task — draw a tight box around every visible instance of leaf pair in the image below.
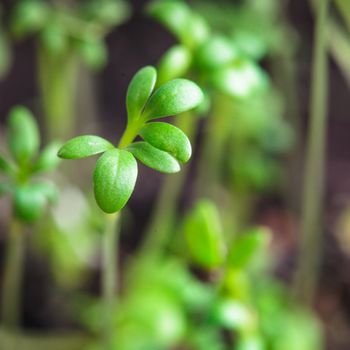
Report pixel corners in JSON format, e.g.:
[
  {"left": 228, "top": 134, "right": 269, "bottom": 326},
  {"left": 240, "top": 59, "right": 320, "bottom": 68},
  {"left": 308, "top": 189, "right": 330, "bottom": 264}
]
[
  {"left": 59, "top": 65, "right": 203, "bottom": 214},
  {"left": 0, "top": 106, "right": 61, "bottom": 223},
  {"left": 126, "top": 65, "right": 203, "bottom": 123},
  {"left": 2, "top": 106, "right": 61, "bottom": 174}
]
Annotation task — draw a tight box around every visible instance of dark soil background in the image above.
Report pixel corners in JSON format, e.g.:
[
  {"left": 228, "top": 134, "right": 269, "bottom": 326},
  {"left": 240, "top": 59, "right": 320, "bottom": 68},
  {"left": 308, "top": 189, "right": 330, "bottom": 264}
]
[{"left": 1, "top": 1, "right": 350, "bottom": 349}]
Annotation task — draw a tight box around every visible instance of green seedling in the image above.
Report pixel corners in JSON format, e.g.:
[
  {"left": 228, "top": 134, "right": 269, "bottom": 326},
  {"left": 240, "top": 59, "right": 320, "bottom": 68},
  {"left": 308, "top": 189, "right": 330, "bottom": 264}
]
[
  {"left": 58, "top": 66, "right": 202, "bottom": 213},
  {"left": 0, "top": 106, "right": 60, "bottom": 222},
  {"left": 0, "top": 106, "right": 60, "bottom": 329},
  {"left": 58, "top": 65, "right": 202, "bottom": 349}
]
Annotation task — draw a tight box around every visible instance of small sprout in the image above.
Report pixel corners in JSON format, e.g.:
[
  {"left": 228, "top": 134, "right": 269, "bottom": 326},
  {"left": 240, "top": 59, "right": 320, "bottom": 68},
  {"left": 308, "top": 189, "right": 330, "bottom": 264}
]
[
  {"left": 7, "top": 106, "right": 40, "bottom": 165},
  {"left": 93, "top": 149, "right": 137, "bottom": 214},
  {"left": 139, "top": 122, "right": 191, "bottom": 162},
  {"left": 59, "top": 66, "right": 202, "bottom": 213},
  {"left": 127, "top": 142, "right": 180, "bottom": 174},
  {"left": 57, "top": 135, "right": 114, "bottom": 159},
  {"left": 183, "top": 200, "right": 226, "bottom": 269},
  {"left": 0, "top": 106, "right": 60, "bottom": 223}
]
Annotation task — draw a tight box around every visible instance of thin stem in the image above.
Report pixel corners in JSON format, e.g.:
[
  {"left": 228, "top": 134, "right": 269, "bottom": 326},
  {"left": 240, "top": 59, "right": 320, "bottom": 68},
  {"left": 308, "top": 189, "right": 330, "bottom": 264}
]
[
  {"left": 294, "top": 0, "right": 329, "bottom": 305},
  {"left": 1, "top": 219, "right": 25, "bottom": 329},
  {"left": 101, "top": 212, "right": 120, "bottom": 350}
]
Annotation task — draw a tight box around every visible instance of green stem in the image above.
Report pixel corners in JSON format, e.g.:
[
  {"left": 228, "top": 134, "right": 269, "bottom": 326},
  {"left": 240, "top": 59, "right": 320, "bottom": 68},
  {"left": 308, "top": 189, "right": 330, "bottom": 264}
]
[
  {"left": 37, "top": 45, "right": 79, "bottom": 140},
  {"left": 101, "top": 212, "right": 120, "bottom": 350},
  {"left": 1, "top": 219, "right": 25, "bottom": 329},
  {"left": 295, "top": 0, "right": 330, "bottom": 305}
]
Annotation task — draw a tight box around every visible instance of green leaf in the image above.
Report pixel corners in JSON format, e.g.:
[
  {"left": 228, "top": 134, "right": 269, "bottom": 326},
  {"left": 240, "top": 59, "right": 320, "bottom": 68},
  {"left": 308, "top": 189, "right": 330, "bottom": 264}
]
[
  {"left": 148, "top": 1, "right": 191, "bottom": 44},
  {"left": 126, "top": 66, "right": 157, "bottom": 122},
  {"left": 0, "top": 155, "right": 15, "bottom": 175},
  {"left": 93, "top": 149, "right": 138, "bottom": 213},
  {"left": 148, "top": 1, "right": 209, "bottom": 48},
  {"left": 11, "top": 0, "right": 50, "bottom": 38},
  {"left": 58, "top": 135, "right": 114, "bottom": 159},
  {"left": 33, "top": 141, "right": 62, "bottom": 173},
  {"left": 194, "top": 36, "right": 238, "bottom": 70},
  {"left": 228, "top": 227, "right": 270, "bottom": 269},
  {"left": 13, "top": 183, "right": 53, "bottom": 223},
  {"left": 127, "top": 142, "right": 180, "bottom": 174},
  {"left": 7, "top": 106, "right": 40, "bottom": 165},
  {"left": 76, "top": 38, "right": 107, "bottom": 70},
  {"left": 40, "top": 20, "right": 68, "bottom": 56},
  {"left": 142, "top": 79, "right": 203, "bottom": 120},
  {"left": 211, "top": 60, "right": 268, "bottom": 98},
  {"left": 183, "top": 200, "right": 226, "bottom": 269},
  {"left": 139, "top": 122, "right": 191, "bottom": 162},
  {"left": 157, "top": 45, "right": 191, "bottom": 85}
]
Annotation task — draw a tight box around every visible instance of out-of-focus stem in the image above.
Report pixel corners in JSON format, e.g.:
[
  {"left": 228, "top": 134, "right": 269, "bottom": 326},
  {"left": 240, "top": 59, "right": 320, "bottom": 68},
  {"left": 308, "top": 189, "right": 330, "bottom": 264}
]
[
  {"left": 101, "top": 212, "right": 120, "bottom": 350},
  {"left": 37, "top": 46, "right": 79, "bottom": 140},
  {"left": 295, "top": 0, "right": 330, "bottom": 305},
  {"left": 1, "top": 219, "right": 25, "bottom": 329}
]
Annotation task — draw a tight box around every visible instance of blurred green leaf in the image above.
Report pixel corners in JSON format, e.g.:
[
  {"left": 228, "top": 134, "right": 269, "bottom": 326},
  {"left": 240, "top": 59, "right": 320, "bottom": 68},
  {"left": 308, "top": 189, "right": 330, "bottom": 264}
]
[
  {"left": 0, "top": 182, "right": 13, "bottom": 197},
  {"left": 127, "top": 142, "right": 180, "bottom": 173},
  {"left": 211, "top": 60, "right": 268, "bottom": 98},
  {"left": 183, "top": 199, "right": 225, "bottom": 268},
  {"left": 0, "top": 29, "right": 11, "bottom": 78},
  {"left": 142, "top": 79, "right": 203, "bottom": 120},
  {"left": 194, "top": 36, "right": 238, "bottom": 70},
  {"left": 7, "top": 106, "right": 40, "bottom": 165},
  {"left": 93, "top": 149, "right": 137, "bottom": 213},
  {"left": 126, "top": 66, "right": 157, "bottom": 122},
  {"left": 76, "top": 38, "right": 107, "bottom": 70},
  {"left": 228, "top": 227, "right": 270, "bottom": 269},
  {"left": 40, "top": 19, "right": 68, "bottom": 56},
  {"left": 11, "top": 0, "right": 50, "bottom": 38},
  {"left": 236, "top": 334, "right": 264, "bottom": 350},
  {"left": 0, "top": 155, "right": 15, "bottom": 175},
  {"left": 33, "top": 141, "right": 62, "bottom": 173},
  {"left": 58, "top": 135, "right": 114, "bottom": 159},
  {"left": 157, "top": 45, "right": 191, "bottom": 85},
  {"left": 14, "top": 183, "right": 52, "bottom": 222},
  {"left": 139, "top": 122, "right": 191, "bottom": 162}
]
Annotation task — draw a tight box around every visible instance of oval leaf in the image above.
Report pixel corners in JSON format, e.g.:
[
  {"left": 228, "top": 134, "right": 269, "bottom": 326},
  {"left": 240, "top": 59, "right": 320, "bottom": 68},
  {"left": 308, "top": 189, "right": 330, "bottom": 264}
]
[
  {"left": 7, "top": 106, "right": 40, "bottom": 165},
  {"left": 142, "top": 79, "right": 203, "bottom": 120},
  {"left": 33, "top": 141, "right": 62, "bottom": 173},
  {"left": 183, "top": 200, "right": 226, "bottom": 269},
  {"left": 0, "top": 155, "right": 15, "bottom": 175},
  {"left": 58, "top": 135, "right": 114, "bottom": 159},
  {"left": 157, "top": 45, "right": 191, "bottom": 85},
  {"left": 14, "top": 184, "right": 49, "bottom": 223},
  {"left": 126, "top": 66, "right": 157, "bottom": 122},
  {"left": 139, "top": 122, "right": 191, "bottom": 162},
  {"left": 93, "top": 149, "right": 138, "bottom": 213},
  {"left": 127, "top": 142, "right": 180, "bottom": 173}
]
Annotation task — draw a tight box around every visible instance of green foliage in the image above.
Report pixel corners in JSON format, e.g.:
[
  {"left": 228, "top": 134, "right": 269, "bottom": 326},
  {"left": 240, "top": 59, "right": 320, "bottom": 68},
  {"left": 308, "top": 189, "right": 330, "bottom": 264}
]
[
  {"left": 7, "top": 106, "right": 40, "bottom": 165},
  {"left": 93, "top": 149, "right": 137, "bottom": 213},
  {"left": 142, "top": 79, "right": 203, "bottom": 120},
  {"left": 59, "top": 66, "right": 202, "bottom": 213},
  {"left": 127, "top": 142, "right": 180, "bottom": 174},
  {"left": 139, "top": 122, "right": 191, "bottom": 162},
  {"left": 126, "top": 66, "right": 157, "bottom": 122},
  {"left": 183, "top": 199, "right": 226, "bottom": 269},
  {"left": 0, "top": 106, "right": 60, "bottom": 223},
  {"left": 58, "top": 135, "right": 114, "bottom": 159}
]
